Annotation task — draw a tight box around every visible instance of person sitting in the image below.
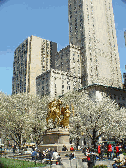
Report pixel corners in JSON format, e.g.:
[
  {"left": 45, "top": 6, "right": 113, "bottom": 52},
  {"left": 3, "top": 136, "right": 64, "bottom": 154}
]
[
  {"left": 31, "top": 149, "right": 37, "bottom": 160},
  {"left": 52, "top": 149, "right": 62, "bottom": 165},
  {"left": 113, "top": 151, "right": 125, "bottom": 168},
  {"left": 62, "top": 145, "right": 68, "bottom": 151},
  {"left": 82, "top": 147, "right": 87, "bottom": 156},
  {"left": 38, "top": 150, "right": 45, "bottom": 160},
  {"left": 46, "top": 148, "right": 53, "bottom": 160},
  {"left": 69, "top": 153, "right": 74, "bottom": 160},
  {"left": 119, "top": 151, "right": 125, "bottom": 165},
  {"left": 70, "top": 145, "right": 74, "bottom": 151}
]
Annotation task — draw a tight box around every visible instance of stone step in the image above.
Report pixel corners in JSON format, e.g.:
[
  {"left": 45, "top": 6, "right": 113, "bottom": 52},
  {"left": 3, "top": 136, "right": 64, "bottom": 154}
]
[{"left": 59, "top": 153, "right": 86, "bottom": 158}]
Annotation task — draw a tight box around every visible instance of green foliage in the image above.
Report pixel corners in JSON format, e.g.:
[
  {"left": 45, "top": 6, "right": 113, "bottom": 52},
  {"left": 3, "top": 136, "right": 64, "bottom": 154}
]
[
  {"left": 93, "top": 165, "right": 107, "bottom": 168},
  {"left": 0, "top": 158, "right": 46, "bottom": 168}
]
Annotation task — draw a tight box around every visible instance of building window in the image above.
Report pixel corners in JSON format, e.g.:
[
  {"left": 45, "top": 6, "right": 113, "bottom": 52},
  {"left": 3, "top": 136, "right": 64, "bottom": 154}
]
[
  {"left": 62, "top": 85, "right": 64, "bottom": 89},
  {"left": 62, "top": 90, "right": 64, "bottom": 94}
]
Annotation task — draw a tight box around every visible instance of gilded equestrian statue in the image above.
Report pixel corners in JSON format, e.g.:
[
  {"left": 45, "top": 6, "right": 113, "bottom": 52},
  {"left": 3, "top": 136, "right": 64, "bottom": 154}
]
[
  {"left": 46, "top": 99, "right": 62, "bottom": 126},
  {"left": 46, "top": 99, "right": 74, "bottom": 128}
]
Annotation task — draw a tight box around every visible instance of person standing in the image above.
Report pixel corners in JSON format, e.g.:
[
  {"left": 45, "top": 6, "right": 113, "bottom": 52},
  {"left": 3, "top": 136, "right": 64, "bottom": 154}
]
[
  {"left": 13, "top": 145, "right": 16, "bottom": 153},
  {"left": 108, "top": 143, "right": 112, "bottom": 160},
  {"left": 98, "top": 144, "right": 101, "bottom": 160},
  {"left": 101, "top": 143, "right": 105, "bottom": 160},
  {"left": 112, "top": 145, "right": 114, "bottom": 159},
  {"left": 116, "top": 144, "right": 119, "bottom": 158}
]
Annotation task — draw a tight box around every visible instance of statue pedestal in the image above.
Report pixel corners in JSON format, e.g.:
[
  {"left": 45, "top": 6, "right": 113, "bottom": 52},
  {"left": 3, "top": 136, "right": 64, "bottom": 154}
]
[{"left": 38, "top": 127, "right": 73, "bottom": 152}]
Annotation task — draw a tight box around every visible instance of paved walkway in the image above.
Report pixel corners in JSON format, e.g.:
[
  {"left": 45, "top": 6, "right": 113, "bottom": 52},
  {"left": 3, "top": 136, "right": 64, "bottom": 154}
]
[
  {"left": 42, "top": 159, "right": 115, "bottom": 168},
  {"left": 4, "top": 151, "right": 116, "bottom": 168}
]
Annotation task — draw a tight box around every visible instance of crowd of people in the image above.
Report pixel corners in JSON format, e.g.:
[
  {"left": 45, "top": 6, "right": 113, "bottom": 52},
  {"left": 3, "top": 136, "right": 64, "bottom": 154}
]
[
  {"left": 31, "top": 147, "right": 63, "bottom": 165},
  {"left": 31, "top": 145, "right": 76, "bottom": 164},
  {"left": 81, "top": 142, "right": 125, "bottom": 161},
  {"left": 3, "top": 141, "right": 126, "bottom": 167},
  {"left": 97, "top": 143, "right": 123, "bottom": 160},
  {"left": 30, "top": 143, "right": 125, "bottom": 161}
]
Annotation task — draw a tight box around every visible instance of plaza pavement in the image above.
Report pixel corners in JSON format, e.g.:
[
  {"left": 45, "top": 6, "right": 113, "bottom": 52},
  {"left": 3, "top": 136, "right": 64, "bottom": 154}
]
[
  {"left": 3, "top": 150, "right": 116, "bottom": 168},
  {"left": 42, "top": 159, "right": 115, "bottom": 168}
]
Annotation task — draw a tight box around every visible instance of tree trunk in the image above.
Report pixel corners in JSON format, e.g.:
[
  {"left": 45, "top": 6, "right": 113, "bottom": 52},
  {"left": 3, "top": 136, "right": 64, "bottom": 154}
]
[{"left": 93, "top": 129, "right": 97, "bottom": 149}]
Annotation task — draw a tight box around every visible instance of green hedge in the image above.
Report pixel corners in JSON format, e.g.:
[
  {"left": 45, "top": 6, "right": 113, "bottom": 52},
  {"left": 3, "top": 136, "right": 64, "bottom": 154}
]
[
  {"left": 93, "top": 165, "right": 107, "bottom": 168},
  {"left": 0, "top": 158, "right": 46, "bottom": 168}
]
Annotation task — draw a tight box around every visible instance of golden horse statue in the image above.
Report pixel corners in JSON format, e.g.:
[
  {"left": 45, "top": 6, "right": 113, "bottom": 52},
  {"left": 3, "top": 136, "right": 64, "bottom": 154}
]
[
  {"left": 60, "top": 104, "right": 74, "bottom": 128},
  {"left": 46, "top": 99, "right": 62, "bottom": 126},
  {"left": 46, "top": 99, "right": 74, "bottom": 128}
]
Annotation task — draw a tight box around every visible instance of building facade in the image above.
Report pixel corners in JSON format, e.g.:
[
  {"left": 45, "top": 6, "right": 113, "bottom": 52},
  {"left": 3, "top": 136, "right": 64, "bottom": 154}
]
[
  {"left": 55, "top": 44, "right": 81, "bottom": 78},
  {"left": 12, "top": 35, "right": 57, "bottom": 95},
  {"left": 68, "top": 0, "right": 122, "bottom": 88},
  {"left": 12, "top": 1, "right": 123, "bottom": 101},
  {"left": 36, "top": 68, "right": 81, "bottom": 98},
  {"left": 78, "top": 84, "right": 126, "bottom": 108}
]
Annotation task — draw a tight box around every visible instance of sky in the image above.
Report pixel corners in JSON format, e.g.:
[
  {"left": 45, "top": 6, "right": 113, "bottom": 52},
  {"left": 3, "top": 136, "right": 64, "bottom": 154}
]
[{"left": 0, "top": 0, "right": 126, "bottom": 95}]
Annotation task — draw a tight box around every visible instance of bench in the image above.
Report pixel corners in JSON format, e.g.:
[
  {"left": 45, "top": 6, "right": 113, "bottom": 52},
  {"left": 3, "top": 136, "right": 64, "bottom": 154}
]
[
  {"left": 7, "top": 154, "right": 32, "bottom": 160},
  {"left": 44, "top": 159, "right": 59, "bottom": 165}
]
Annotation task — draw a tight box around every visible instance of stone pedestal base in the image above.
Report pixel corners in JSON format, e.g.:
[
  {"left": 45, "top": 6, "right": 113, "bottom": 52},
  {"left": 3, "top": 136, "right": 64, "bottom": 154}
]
[
  {"left": 38, "top": 127, "right": 73, "bottom": 152},
  {"left": 38, "top": 143, "right": 73, "bottom": 152}
]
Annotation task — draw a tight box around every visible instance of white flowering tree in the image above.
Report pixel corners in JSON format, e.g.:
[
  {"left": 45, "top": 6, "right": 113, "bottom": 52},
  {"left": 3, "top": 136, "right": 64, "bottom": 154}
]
[
  {"left": 25, "top": 94, "right": 51, "bottom": 146},
  {"left": 61, "top": 90, "right": 126, "bottom": 148},
  {"left": 0, "top": 92, "right": 50, "bottom": 148},
  {"left": 0, "top": 92, "right": 27, "bottom": 148}
]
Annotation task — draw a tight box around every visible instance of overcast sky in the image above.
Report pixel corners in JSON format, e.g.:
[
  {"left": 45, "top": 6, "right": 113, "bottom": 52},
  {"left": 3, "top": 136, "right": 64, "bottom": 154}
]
[{"left": 0, "top": 0, "right": 126, "bottom": 95}]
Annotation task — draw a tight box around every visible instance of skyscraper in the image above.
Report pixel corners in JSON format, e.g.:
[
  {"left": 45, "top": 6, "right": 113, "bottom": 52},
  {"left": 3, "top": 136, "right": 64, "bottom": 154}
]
[
  {"left": 68, "top": 0, "right": 122, "bottom": 88},
  {"left": 12, "top": 35, "right": 57, "bottom": 95}
]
